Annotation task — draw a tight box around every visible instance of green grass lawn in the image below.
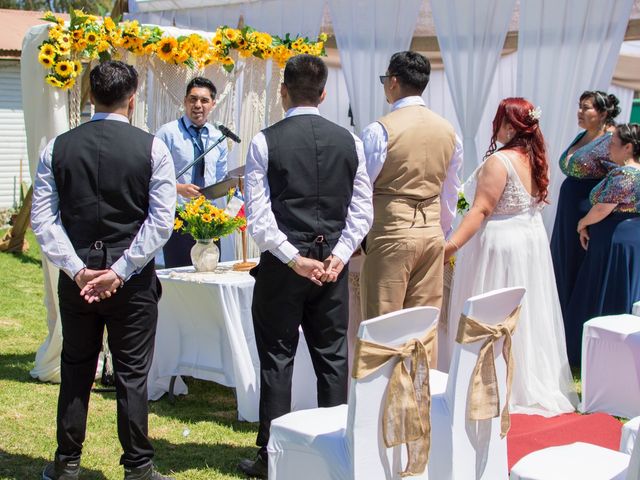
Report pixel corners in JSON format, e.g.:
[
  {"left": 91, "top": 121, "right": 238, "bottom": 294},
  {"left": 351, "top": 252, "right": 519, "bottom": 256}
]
[{"left": 0, "top": 230, "right": 258, "bottom": 479}]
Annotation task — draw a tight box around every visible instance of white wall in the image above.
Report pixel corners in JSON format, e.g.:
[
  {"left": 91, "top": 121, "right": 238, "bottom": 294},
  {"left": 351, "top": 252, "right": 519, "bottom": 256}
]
[{"left": 0, "top": 59, "right": 29, "bottom": 209}]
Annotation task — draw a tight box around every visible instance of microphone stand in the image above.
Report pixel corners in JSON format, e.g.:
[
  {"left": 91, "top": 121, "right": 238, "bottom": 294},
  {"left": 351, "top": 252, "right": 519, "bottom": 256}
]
[{"left": 176, "top": 133, "right": 228, "bottom": 181}]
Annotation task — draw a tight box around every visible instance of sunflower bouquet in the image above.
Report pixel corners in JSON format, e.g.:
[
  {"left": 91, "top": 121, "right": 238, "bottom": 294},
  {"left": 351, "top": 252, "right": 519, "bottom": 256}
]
[
  {"left": 38, "top": 10, "right": 328, "bottom": 88},
  {"left": 174, "top": 195, "right": 245, "bottom": 241}
]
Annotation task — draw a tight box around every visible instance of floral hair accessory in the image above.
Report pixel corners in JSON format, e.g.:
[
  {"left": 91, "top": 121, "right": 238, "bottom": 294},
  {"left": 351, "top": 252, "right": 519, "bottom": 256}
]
[{"left": 528, "top": 106, "right": 542, "bottom": 121}]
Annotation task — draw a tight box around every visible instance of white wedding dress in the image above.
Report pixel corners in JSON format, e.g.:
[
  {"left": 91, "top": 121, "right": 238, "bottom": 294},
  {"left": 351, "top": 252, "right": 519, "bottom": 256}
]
[{"left": 446, "top": 152, "right": 578, "bottom": 416}]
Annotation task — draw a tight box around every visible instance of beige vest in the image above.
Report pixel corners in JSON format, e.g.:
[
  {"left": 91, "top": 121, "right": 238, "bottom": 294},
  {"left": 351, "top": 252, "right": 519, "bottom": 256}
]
[{"left": 372, "top": 105, "right": 455, "bottom": 233}]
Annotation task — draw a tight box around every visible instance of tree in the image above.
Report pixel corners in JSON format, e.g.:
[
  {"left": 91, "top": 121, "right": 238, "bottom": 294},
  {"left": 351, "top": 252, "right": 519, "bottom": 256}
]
[{"left": 0, "top": 0, "right": 114, "bottom": 14}]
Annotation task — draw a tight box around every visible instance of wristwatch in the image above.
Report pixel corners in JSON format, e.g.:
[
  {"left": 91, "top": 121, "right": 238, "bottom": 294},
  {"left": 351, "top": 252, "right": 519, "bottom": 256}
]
[{"left": 287, "top": 254, "right": 300, "bottom": 269}]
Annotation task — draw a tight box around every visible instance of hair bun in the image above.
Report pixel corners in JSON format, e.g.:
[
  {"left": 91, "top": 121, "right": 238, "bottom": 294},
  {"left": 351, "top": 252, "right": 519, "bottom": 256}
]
[{"left": 606, "top": 93, "right": 621, "bottom": 120}]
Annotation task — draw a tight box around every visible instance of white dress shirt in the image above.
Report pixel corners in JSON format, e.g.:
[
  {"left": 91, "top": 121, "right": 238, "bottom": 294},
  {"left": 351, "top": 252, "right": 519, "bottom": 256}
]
[
  {"left": 155, "top": 115, "right": 228, "bottom": 206},
  {"left": 31, "top": 112, "right": 177, "bottom": 281},
  {"left": 245, "top": 106, "right": 373, "bottom": 265},
  {"left": 362, "top": 96, "right": 463, "bottom": 236}
]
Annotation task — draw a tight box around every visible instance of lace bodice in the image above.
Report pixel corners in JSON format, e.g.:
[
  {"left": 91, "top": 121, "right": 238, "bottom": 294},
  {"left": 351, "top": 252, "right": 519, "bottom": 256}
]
[{"left": 464, "top": 152, "right": 540, "bottom": 216}]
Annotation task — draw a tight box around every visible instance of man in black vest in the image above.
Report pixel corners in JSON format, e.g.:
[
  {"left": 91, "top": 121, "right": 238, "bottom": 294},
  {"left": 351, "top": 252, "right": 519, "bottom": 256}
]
[
  {"left": 31, "top": 61, "right": 176, "bottom": 480},
  {"left": 237, "top": 54, "right": 373, "bottom": 478}
]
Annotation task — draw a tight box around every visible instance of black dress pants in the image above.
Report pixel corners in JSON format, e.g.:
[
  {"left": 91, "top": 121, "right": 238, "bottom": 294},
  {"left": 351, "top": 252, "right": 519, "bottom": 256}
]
[
  {"left": 162, "top": 229, "right": 196, "bottom": 268},
  {"left": 162, "top": 229, "right": 221, "bottom": 268},
  {"left": 251, "top": 251, "right": 349, "bottom": 447},
  {"left": 55, "top": 266, "right": 160, "bottom": 468}
]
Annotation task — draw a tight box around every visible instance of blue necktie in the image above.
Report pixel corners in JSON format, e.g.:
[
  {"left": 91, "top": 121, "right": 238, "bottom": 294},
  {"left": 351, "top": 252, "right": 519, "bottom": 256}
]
[{"left": 190, "top": 125, "right": 206, "bottom": 188}]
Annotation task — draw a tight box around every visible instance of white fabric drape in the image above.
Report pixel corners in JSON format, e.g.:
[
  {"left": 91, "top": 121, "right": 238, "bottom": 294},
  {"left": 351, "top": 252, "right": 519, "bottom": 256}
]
[
  {"left": 431, "top": 0, "right": 516, "bottom": 176},
  {"left": 609, "top": 83, "right": 635, "bottom": 124},
  {"left": 127, "top": 5, "right": 244, "bottom": 30},
  {"left": 327, "top": 0, "right": 422, "bottom": 135},
  {"left": 319, "top": 65, "right": 353, "bottom": 131},
  {"left": 516, "top": 0, "right": 635, "bottom": 232},
  {"left": 22, "top": 25, "right": 70, "bottom": 383}
]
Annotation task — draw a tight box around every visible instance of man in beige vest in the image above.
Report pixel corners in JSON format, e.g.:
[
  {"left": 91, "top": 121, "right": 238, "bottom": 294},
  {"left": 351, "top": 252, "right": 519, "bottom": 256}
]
[{"left": 361, "top": 51, "right": 462, "bottom": 320}]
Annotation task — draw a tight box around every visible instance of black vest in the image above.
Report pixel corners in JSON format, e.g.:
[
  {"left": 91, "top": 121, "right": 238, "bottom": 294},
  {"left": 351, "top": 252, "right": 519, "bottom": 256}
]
[
  {"left": 52, "top": 119, "right": 154, "bottom": 268},
  {"left": 263, "top": 114, "right": 358, "bottom": 252}
]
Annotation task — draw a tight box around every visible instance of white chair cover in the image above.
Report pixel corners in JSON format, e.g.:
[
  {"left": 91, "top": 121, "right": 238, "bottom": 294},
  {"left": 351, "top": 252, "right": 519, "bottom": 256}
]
[
  {"left": 509, "top": 442, "right": 631, "bottom": 480},
  {"left": 268, "top": 306, "right": 441, "bottom": 480},
  {"left": 510, "top": 416, "right": 640, "bottom": 479},
  {"left": 580, "top": 315, "right": 640, "bottom": 419},
  {"left": 429, "top": 286, "right": 526, "bottom": 480},
  {"left": 621, "top": 417, "right": 640, "bottom": 456},
  {"left": 629, "top": 427, "right": 640, "bottom": 480}
]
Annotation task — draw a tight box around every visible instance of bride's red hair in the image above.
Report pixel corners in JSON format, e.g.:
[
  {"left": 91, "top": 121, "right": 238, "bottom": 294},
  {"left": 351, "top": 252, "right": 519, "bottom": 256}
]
[{"left": 485, "top": 97, "right": 549, "bottom": 204}]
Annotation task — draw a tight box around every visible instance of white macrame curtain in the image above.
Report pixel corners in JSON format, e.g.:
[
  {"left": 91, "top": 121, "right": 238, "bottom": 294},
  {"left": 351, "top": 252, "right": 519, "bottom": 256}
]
[
  {"left": 516, "top": 0, "right": 635, "bottom": 233},
  {"left": 327, "top": 0, "right": 423, "bottom": 135},
  {"left": 431, "top": 0, "right": 516, "bottom": 176}
]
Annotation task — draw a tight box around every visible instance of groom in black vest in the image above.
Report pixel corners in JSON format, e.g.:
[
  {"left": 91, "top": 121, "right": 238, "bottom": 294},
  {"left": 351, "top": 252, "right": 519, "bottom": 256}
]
[
  {"left": 31, "top": 61, "right": 176, "bottom": 480},
  {"left": 238, "top": 54, "right": 373, "bottom": 478}
]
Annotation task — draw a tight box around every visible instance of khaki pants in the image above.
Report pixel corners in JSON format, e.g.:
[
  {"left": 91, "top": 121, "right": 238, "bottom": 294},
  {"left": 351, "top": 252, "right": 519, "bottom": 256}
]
[{"left": 360, "top": 226, "right": 444, "bottom": 322}]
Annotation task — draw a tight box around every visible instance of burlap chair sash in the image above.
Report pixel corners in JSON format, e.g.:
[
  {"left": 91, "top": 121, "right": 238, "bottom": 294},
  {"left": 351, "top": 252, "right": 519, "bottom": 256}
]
[
  {"left": 455, "top": 306, "right": 521, "bottom": 438},
  {"left": 351, "top": 326, "right": 436, "bottom": 477}
]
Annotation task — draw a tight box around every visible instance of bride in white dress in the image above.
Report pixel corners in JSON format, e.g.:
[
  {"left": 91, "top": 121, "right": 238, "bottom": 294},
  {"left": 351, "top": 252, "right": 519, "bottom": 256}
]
[{"left": 443, "top": 98, "right": 577, "bottom": 416}]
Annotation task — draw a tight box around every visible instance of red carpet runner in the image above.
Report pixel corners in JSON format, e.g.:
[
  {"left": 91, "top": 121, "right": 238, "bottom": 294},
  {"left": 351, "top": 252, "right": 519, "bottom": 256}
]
[{"left": 507, "top": 413, "right": 623, "bottom": 470}]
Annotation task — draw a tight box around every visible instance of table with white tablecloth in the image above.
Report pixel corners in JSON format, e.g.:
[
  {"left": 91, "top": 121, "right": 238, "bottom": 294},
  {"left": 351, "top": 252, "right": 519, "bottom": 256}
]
[{"left": 147, "top": 260, "right": 320, "bottom": 422}]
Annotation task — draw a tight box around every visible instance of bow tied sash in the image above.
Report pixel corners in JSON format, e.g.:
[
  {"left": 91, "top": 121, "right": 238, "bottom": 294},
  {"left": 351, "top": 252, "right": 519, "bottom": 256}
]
[
  {"left": 455, "top": 306, "right": 521, "bottom": 438},
  {"left": 352, "top": 327, "right": 436, "bottom": 477}
]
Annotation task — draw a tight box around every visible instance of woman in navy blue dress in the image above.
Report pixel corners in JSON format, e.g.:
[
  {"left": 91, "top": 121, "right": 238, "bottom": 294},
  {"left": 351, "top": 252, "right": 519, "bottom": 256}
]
[
  {"left": 550, "top": 91, "right": 620, "bottom": 322},
  {"left": 565, "top": 123, "right": 640, "bottom": 365}
]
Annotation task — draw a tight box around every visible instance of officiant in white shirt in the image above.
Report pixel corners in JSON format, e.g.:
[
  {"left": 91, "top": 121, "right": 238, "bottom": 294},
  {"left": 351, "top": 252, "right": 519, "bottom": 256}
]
[{"left": 155, "top": 76, "right": 228, "bottom": 267}]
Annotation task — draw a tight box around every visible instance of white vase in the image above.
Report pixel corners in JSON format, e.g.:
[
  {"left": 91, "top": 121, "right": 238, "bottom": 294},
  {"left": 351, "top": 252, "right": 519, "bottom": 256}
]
[{"left": 190, "top": 239, "right": 219, "bottom": 272}]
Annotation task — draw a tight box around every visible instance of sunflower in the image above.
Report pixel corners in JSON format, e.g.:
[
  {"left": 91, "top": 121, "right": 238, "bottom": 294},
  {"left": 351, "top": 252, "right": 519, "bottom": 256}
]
[
  {"left": 97, "top": 40, "right": 111, "bottom": 53},
  {"left": 173, "top": 49, "right": 190, "bottom": 64},
  {"left": 72, "top": 61, "right": 82, "bottom": 77},
  {"left": 60, "top": 77, "right": 75, "bottom": 90},
  {"left": 85, "top": 31, "right": 99, "bottom": 44},
  {"left": 38, "top": 53, "right": 54, "bottom": 67},
  {"left": 40, "top": 43, "right": 56, "bottom": 57},
  {"left": 54, "top": 60, "right": 74, "bottom": 78},
  {"left": 45, "top": 75, "right": 64, "bottom": 88},
  {"left": 57, "top": 45, "right": 71, "bottom": 56},
  {"left": 156, "top": 37, "right": 178, "bottom": 62},
  {"left": 58, "top": 34, "right": 71, "bottom": 46},
  {"left": 202, "top": 213, "right": 213, "bottom": 223},
  {"left": 173, "top": 218, "right": 184, "bottom": 231},
  {"left": 72, "top": 39, "right": 87, "bottom": 52},
  {"left": 71, "top": 29, "right": 84, "bottom": 41},
  {"left": 103, "top": 16, "right": 116, "bottom": 32},
  {"left": 48, "top": 25, "right": 63, "bottom": 40},
  {"left": 224, "top": 28, "right": 239, "bottom": 43},
  {"left": 143, "top": 43, "right": 156, "bottom": 55}
]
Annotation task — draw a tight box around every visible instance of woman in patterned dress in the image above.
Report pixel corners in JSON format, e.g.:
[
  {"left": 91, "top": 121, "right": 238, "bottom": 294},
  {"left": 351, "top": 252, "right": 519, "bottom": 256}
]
[
  {"left": 550, "top": 92, "right": 620, "bottom": 354},
  {"left": 565, "top": 123, "right": 640, "bottom": 364}
]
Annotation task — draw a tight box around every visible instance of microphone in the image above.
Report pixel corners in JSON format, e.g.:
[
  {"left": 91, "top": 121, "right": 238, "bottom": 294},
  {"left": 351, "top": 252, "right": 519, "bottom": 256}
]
[{"left": 215, "top": 122, "right": 241, "bottom": 143}]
